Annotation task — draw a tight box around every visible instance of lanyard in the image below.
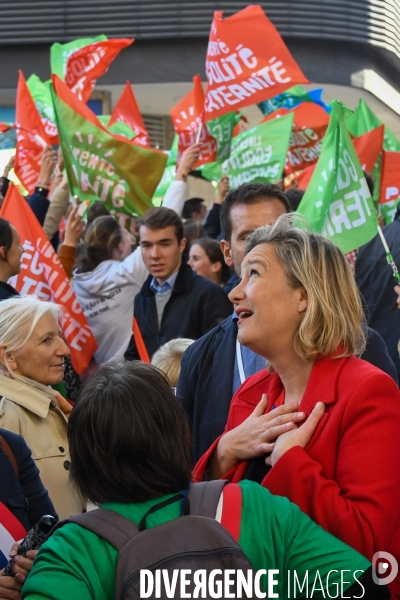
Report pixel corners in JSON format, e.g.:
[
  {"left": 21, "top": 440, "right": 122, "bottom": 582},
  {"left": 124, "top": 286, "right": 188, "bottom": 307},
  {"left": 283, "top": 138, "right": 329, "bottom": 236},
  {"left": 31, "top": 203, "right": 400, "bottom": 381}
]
[{"left": 236, "top": 336, "right": 246, "bottom": 384}]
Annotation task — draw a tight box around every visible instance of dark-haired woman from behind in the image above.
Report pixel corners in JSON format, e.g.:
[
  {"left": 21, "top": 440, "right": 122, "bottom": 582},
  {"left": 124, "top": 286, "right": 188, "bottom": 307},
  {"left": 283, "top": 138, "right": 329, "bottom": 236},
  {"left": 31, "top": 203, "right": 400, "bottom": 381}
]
[
  {"left": 21, "top": 360, "right": 388, "bottom": 600},
  {"left": 72, "top": 215, "right": 149, "bottom": 365},
  {"left": 0, "top": 218, "right": 24, "bottom": 300}
]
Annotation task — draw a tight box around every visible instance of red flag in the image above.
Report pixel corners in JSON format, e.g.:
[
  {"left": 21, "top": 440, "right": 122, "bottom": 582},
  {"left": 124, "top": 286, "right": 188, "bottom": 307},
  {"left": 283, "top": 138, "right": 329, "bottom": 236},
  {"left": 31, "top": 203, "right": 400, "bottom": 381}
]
[
  {"left": 0, "top": 123, "right": 13, "bottom": 133},
  {"left": 352, "top": 125, "right": 384, "bottom": 173},
  {"left": 170, "top": 75, "right": 217, "bottom": 167},
  {"left": 0, "top": 184, "right": 98, "bottom": 374},
  {"left": 262, "top": 103, "right": 330, "bottom": 174},
  {"left": 65, "top": 38, "right": 134, "bottom": 103},
  {"left": 204, "top": 5, "right": 309, "bottom": 121},
  {"left": 14, "top": 71, "right": 50, "bottom": 195},
  {"left": 296, "top": 164, "right": 316, "bottom": 191},
  {"left": 379, "top": 151, "right": 400, "bottom": 204},
  {"left": 108, "top": 81, "right": 150, "bottom": 146}
]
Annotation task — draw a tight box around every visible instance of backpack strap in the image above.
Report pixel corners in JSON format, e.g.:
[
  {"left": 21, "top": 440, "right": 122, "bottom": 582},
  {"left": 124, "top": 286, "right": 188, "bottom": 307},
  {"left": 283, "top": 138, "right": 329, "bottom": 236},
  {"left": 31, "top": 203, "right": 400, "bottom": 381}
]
[
  {"left": 0, "top": 433, "right": 19, "bottom": 478},
  {"left": 52, "top": 508, "right": 140, "bottom": 551},
  {"left": 219, "top": 482, "right": 242, "bottom": 542},
  {"left": 187, "top": 480, "right": 228, "bottom": 518}
]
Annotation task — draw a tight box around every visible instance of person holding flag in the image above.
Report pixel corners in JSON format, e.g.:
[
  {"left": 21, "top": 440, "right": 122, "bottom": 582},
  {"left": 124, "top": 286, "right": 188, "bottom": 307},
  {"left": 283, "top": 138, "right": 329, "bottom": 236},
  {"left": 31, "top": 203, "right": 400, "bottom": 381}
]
[
  {"left": 72, "top": 144, "right": 200, "bottom": 366},
  {"left": 194, "top": 214, "right": 400, "bottom": 599}
]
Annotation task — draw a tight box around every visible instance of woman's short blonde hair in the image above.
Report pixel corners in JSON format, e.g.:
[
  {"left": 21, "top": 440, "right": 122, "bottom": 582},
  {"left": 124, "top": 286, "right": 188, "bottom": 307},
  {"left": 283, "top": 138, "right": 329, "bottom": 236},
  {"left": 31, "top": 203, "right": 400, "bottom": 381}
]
[
  {"left": 0, "top": 296, "right": 63, "bottom": 376},
  {"left": 246, "top": 214, "right": 366, "bottom": 361},
  {"left": 151, "top": 338, "right": 195, "bottom": 388}
]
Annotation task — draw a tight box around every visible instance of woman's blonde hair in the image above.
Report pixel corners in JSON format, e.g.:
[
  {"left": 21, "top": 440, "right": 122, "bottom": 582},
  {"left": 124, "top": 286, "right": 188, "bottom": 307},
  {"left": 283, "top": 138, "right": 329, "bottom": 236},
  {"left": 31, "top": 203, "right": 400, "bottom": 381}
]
[
  {"left": 246, "top": 214, "right": 366, "bottom": 361},
  {"left": 151, "top": 338, "right": 195, "bottom": 387},
  {"left": 0, "top": 296, "right": 63, "bottom": 376}
]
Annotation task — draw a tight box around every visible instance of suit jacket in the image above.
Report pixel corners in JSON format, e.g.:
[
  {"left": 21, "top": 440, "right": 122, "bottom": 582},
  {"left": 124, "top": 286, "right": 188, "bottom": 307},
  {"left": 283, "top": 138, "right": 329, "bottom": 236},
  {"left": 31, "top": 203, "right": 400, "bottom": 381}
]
[
  {"left": 0, "top": 429, "right": 57, "bottom": 531},
  {"left": 193, "top": 354, "right": 400, "bottom": 598},
  {"left": 178, "top": 316, "right": 398, "bottom": 464},
  {"left": 356, "top": 217, "right": 400, "bottom": 380},
  {"left": 125, "top": 261, "right": 232, "bottom": 360}
]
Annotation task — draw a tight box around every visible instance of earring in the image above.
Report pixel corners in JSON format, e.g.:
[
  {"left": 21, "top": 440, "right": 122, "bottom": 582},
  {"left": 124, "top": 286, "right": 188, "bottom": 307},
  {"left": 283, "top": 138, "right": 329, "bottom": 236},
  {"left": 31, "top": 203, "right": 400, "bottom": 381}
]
[{"left": 299, "top": 304, "right": 303, "bottom": 309}]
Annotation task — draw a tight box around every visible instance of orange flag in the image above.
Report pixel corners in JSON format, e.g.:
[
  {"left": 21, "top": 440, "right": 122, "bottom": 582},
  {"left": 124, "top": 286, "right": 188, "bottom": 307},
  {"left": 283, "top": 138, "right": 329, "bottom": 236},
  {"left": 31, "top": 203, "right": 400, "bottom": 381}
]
[
  {"left": 65, "top": 38, "right": 134, "bottom": 103},
  {"left": 296, "top": 164, "right": 316, "bottom": 191},
  {"left": 0, "top": 183, "right": 98, "bottom": 374},
  {"left": 14, "top": 71, "right": 51, "bottom": 195},
  {"left": 108, "top": 81, "right": 150, "bottom": 146},
  {"left": 379, "top": 150, "right": 400, "bottom": 204},
  {"left": 170, "top": 75, "right": 217, "bottom": 168},
  {"left": 352, "top": 125, "right": 384, "bottom": 173},
  {"left": 262, "top": 102, "right": 330, "bottom": 174},
  {"left": 204, "top": 5, "right": 309, "bottom": 121}
]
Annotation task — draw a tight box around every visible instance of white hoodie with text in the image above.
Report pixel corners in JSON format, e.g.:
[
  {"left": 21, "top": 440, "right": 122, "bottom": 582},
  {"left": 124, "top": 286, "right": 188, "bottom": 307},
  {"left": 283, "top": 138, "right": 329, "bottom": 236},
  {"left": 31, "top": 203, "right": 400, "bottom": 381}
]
[{"left": 72, "top": 180, "right": 187, "bottom": 366}]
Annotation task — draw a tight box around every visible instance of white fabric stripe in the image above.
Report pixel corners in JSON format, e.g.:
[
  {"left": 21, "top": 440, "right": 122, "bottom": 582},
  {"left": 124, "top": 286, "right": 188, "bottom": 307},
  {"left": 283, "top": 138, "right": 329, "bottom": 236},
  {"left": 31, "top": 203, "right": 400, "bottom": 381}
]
[
  {"left": 215, "top": 492, "right": 223, "bottom": 523},
  {"left": 0, "top": 523, "right": 16, "bottom": 559},
  {"left": 236, "top": 336, "right": 246, "bottom": 384}
]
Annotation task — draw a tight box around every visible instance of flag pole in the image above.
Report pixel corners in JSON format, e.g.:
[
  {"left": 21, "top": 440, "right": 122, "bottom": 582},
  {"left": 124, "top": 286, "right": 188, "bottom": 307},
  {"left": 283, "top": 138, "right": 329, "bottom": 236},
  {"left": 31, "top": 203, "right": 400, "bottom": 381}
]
[
  {"left": 377, "top": 225, "right": 400, "bottom": 284},
  {"left": 195, "top": 121, "right": 203, "bottom": 143},
  {"left": 12, "top": 123, "right": 47, "bottom": 148}
]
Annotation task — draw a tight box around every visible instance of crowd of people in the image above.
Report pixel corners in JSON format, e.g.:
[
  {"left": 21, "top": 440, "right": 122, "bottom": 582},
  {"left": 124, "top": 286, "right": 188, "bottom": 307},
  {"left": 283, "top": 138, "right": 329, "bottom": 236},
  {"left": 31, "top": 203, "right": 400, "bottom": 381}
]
[{"left": 0, "top": 138, "right": 399, "bottom": 600}]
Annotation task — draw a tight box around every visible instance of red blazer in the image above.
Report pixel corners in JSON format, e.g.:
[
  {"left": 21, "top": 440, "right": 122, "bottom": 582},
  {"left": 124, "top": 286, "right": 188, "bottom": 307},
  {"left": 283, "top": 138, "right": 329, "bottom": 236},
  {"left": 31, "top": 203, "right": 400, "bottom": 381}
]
[{"left": 194, "top": 354, "right": 400, "bottom": 597}]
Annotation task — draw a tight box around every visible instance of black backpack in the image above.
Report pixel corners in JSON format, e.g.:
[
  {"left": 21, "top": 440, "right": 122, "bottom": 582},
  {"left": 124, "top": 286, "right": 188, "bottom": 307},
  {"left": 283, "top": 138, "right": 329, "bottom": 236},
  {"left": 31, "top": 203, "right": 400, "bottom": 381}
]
[{"left": 52, "top": 480, "right": 259, "bottom": 599}]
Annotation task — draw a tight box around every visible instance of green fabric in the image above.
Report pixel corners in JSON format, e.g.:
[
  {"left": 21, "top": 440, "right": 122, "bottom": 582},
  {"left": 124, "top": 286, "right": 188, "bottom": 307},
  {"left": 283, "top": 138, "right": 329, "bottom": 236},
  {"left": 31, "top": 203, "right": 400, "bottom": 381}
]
[
  {"left": 207, "top": 112, "right": 240, "bottom": 163},
  {"left": 52, "top": 86, "right": 167, "bottom": 217},
  {"left": 23, "top": 481, "right": 369, "bottom": 600},
  {"left": 380, "top": 198, "right": 400, "bottom": 224},
  {"left": 196, "top": 161, "right": 222, "bottom": 183},
  {"left": 26, "top": 75, "right": 57, "bottom": 137},
  {"left": 346, "top": 100, "right": 400, "bottom": 153},
  {"left": 153, "top": 164, "right": 176, "bottom": 200},
  {"left": 50, "top": 36, "right": 108, "bottom": 79},
  {"left": 220, "top": 113, "right": 294, "bottom": 187},
  {"left": 345, "top": 99, "right": 400, "bottom": 204},
  {"left": 297, "top": 101, "right": 379, "bottom": 253}
]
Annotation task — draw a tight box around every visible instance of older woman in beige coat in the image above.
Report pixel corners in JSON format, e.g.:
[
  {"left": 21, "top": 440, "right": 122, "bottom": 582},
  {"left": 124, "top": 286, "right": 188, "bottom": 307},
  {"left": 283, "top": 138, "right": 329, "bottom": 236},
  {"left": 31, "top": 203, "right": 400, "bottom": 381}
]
[{"left": 0, "top": 296, "right": 85, "bottom": 519}]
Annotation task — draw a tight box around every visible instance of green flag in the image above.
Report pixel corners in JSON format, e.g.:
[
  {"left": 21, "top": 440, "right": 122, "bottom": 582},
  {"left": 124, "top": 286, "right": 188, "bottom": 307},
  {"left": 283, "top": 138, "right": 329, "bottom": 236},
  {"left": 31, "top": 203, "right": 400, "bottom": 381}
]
[
  {"left": 52, "top": 75, "right": 167, "bottom": 227},
  {"left": 153, "top": 136, "right": 180, "bottom": 201},
  {"left": 346, "top": 100, "right": 400, "bottom": 152},
  {"left": 345, "top": 99, "right": 399, "bottom": 205},
  {"left": 153, "top": 165, "right": 176, "bottom": 202},
  {"left": 206, "top": 112, "right": 240, "bottom": 163},
  {"left": 220, "top": 113, "right": 294, "bottom": 187},
  {"left": 297, "top": 101, "right": 378, "bottom": 253},
  {"left": 166, "top": 135, "right": 179, "bottom": 168},
  {"left": 198, "top": 162, "right": 222, "bottom": 182},
  {"left": 97, "top": 115, "right": 136, "bottom": 140},
  {"left": 380, "top": 199, "right": 400, "bottom": 225},
  {"left": 26, "top": 74, "right": 58, "bottom": 142},
  {"left": 50, "top": 35, "right": 108, "bottom": 79}
]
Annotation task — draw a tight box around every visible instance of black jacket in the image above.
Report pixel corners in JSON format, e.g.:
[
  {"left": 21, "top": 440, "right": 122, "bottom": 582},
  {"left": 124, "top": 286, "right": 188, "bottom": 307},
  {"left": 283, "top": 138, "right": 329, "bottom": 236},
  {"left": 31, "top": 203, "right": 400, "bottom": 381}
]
[
  {"left": 356, "top": 217, "right": 400, "bottom": 380},
  {"left": 178, "top": 317, "right": 398, "bottom": 464},
  {"left": 0, "top": 429, "right": 58, "bottom": 531},
  {"left": 124, "top": 261, "right": 232, "bottom": 360},
  {"left": 0, "top": 281, "right": 19, "bottom": 301}
]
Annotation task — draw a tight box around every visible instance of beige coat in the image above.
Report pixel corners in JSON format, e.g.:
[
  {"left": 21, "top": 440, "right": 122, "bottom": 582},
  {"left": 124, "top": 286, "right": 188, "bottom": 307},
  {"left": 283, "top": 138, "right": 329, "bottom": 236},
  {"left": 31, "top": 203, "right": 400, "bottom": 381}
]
[{"left": 0, "top": 373, "right": 86, "bottom": 520}]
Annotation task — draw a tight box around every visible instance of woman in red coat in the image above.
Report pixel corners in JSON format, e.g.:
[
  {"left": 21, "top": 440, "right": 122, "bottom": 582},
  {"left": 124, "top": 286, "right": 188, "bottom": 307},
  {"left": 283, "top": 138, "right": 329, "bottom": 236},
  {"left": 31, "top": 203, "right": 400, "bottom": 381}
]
[{"left": 194, "top": 214, "right": 400, "bottom": 597}]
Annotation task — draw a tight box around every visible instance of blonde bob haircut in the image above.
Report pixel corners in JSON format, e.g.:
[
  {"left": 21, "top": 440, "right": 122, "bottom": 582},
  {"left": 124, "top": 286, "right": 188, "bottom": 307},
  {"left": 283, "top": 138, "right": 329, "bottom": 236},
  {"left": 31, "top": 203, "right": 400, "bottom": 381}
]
[
  {"left": 245, "top": 214, "right": 366, "bottom": 361},
  {"left": 151, "top": 338, "right": 195, "bottom": 388},
  {"left": 0, "top": 296, "right": 63, "bottom": 376}
]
